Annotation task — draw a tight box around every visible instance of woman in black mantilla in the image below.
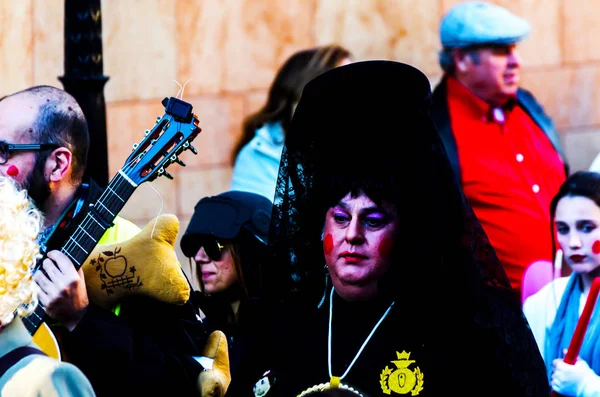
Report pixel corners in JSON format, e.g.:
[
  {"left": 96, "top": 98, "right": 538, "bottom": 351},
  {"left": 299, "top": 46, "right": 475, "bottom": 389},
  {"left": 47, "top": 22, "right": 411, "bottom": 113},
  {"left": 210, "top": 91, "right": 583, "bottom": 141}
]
[{"left": 256, "top": 61, "right": 550, "bottom": 396}]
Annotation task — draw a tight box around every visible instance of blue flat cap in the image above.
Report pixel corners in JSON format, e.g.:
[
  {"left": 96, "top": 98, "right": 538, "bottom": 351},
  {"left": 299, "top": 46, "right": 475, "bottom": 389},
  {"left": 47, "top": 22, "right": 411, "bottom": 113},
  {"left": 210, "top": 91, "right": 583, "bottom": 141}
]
[{"left": 440, "top": 1, "right": 531, "bottom": 48}]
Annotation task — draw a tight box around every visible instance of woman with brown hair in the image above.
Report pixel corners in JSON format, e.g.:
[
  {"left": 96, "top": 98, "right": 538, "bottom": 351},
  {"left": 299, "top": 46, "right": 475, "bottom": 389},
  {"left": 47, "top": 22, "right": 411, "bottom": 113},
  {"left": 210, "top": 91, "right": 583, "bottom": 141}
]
[{"left": 229, "top": 44, "right": 352, "bottom": 202}]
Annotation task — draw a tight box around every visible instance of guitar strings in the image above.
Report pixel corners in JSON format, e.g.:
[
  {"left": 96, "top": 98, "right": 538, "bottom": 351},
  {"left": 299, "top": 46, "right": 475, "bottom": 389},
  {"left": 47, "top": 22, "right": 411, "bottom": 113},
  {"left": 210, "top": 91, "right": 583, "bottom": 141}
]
[
  {"left": 146, "top": 182, "right": 164, "bottom": 239},
  {"left": 64, "top": 148, "right": 143, "bottom": 255},
  {"left": 28, "top": 172, "right": 131, "bottom": 329},
  {"left": 61, "top": 173, "right": 128, "bottom": 265},
  {"left": 61, "top": 150, "right": 166, "bottom": 266},
  {"left": 174, "top": 78, "right": 193, "bottom": 100},
  {"left": 61, "top": 144, "right": 141, "bottom": 259},
  {"left": 174, "top": 81, "right": 183, "bottom": 100}
]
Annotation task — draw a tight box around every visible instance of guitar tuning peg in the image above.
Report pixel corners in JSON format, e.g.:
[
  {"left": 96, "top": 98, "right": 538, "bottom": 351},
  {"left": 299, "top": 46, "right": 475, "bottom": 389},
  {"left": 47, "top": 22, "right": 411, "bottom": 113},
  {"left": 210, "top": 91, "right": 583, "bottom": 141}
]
[
  {"left": 156, "top": 116, "right": 161, "bottom": 123},
  {"left": 171, "top": 155, "right": 186, "bottom": 167},
  {"left": 132, "top": 143, "right": 139, "bottom": 151},
  {"left": 157, "top": 167, "right": 173, "bottom": 180},
  {"left": 182, "top": 141, "right": 198, "bottom": 155},
  {"left": 144, "top": 129, "right": 150, "bottom": 136}
]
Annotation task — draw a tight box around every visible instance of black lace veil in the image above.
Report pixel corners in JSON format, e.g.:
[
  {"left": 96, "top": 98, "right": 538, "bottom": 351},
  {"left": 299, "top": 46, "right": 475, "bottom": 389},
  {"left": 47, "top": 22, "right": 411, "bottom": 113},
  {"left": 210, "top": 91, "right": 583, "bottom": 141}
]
[{"left": 267, "top": 60, "right": 549, "bottom": 395}]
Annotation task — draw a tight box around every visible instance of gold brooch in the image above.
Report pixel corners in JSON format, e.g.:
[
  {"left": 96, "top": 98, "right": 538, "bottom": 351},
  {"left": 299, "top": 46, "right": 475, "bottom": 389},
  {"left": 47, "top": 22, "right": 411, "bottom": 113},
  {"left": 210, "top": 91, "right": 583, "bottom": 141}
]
[{"left": 379, "top": 351, "right": 424, "bottom": 395}]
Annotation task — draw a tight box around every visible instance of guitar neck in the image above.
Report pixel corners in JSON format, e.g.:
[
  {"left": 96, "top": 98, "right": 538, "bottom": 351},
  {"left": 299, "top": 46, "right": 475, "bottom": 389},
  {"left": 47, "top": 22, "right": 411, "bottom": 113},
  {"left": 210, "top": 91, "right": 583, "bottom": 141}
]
[
  {"left": 23, "top": 171, "right": 138, "bottom": 335},
  {"left": 60, "top": 171, "right": 137, "bottom": 271}
]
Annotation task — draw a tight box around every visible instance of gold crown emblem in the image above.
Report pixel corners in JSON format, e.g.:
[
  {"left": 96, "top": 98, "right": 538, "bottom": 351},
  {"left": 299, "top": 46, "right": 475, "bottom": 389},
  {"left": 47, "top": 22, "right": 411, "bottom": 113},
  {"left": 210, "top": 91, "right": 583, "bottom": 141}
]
[{"left": 380, "top": 350, "right": 424, "bottom": 395}]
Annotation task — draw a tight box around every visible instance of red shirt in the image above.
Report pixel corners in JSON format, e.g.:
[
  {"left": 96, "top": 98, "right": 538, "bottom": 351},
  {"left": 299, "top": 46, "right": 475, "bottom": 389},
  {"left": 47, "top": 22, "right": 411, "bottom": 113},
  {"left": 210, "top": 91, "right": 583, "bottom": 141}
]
[{"left": 447, "top": 77, "right": 566, "bottom": 292}]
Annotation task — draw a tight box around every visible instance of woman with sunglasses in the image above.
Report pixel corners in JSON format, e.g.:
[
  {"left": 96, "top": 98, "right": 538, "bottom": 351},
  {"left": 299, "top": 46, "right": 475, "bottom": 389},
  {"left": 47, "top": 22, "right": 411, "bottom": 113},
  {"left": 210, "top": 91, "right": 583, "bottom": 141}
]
[{"left": 180, "top": 190, "right": 276, "bottom": 397}]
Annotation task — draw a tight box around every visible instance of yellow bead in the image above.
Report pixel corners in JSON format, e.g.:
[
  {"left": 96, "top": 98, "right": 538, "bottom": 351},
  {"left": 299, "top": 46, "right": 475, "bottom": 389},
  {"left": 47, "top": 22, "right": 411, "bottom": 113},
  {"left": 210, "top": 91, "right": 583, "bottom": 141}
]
[{"left": 330, "top": 376, "right": 340, "bottom": 388}]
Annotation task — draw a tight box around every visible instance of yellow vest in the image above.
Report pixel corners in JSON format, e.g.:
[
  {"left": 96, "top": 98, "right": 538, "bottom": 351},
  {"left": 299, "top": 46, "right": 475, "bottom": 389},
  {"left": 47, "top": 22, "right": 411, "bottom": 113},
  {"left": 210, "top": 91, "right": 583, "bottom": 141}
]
[{"left": 98, "top": 216, "right": 142, "bottom": 245}]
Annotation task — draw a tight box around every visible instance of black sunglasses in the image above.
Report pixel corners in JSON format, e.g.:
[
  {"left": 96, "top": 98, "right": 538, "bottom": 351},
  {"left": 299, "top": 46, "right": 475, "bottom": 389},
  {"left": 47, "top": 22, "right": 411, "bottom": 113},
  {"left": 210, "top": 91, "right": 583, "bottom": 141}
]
[
  {"left": 197, "top": 237, "right": 226, "bottom": 261},
  {"left": 0, "top": 143, "right": 60, "bottom": 165}
]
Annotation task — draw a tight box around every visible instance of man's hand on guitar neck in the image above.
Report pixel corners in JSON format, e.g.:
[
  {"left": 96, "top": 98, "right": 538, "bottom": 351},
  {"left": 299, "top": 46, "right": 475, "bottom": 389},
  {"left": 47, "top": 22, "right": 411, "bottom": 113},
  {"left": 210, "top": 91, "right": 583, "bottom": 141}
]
[{"left": 33, "top": 250, "right": 90, "bottom": 332}]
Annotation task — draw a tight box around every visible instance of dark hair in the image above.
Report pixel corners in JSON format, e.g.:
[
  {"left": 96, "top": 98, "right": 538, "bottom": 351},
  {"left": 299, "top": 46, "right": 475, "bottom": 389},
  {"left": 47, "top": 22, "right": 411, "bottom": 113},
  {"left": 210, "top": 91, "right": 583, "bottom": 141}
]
[
  {"left": 439, "top": 47, "right": 482, "bottom": 74},
  {"left": 230, "top": 44, "right": 352, "bottom": 165},
  {"left": 9, "top": 86, "right": 89, "bottom": 183},
  {"left": 231, "top": 232, "right": 269, "bottom": 300},
  {"left": 549, "top": 171, "right": 600, "bottom": 263}
]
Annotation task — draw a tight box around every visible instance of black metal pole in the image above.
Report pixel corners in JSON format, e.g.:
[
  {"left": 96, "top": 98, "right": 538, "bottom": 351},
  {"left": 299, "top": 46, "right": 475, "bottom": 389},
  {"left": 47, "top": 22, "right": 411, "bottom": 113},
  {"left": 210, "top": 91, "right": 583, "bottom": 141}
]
[{"left": 59, "top": 0, "right": 109, "bottom": 188}]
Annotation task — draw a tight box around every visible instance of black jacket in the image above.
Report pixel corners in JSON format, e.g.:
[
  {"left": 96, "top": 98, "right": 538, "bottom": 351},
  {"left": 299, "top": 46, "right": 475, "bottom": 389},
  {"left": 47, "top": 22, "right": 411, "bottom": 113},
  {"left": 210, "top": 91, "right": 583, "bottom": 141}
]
[{"left": 60, "top": 296, "right": 207, "bottom": 397}]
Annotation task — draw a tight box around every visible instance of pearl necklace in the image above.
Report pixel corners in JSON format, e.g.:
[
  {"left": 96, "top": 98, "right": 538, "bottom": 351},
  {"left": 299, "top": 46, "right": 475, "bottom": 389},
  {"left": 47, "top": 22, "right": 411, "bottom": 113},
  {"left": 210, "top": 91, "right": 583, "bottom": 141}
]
[{"left": 297, "top": 287, "right": 395, "bottom": 397}]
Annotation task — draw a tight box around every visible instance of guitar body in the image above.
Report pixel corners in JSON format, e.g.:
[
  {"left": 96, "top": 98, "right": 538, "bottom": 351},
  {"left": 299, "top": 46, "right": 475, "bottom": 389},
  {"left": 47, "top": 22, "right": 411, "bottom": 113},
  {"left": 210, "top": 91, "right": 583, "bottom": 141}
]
[{"left": 32, "top": 323, "right": 61, "bottom": 360}]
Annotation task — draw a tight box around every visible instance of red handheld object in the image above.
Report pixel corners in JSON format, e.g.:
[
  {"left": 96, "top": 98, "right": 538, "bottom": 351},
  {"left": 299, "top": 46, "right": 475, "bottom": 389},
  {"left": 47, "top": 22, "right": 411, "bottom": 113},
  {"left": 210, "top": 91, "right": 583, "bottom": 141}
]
[{"left": 551, "top": 277, "right": 600, "bottom": 397}]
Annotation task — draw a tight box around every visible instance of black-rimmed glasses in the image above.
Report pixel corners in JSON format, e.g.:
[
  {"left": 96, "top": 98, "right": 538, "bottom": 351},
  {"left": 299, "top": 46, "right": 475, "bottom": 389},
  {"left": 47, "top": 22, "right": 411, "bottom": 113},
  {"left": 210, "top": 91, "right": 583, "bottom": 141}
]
[{"left": 0, "top": 143, "right": 60, "bottom": 165}]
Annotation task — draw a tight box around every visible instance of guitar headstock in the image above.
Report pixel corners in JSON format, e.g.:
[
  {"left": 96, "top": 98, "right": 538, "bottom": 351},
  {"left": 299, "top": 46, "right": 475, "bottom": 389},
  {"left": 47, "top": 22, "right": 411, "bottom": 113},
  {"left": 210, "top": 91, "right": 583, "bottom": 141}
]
[{"left": 121, "top": 97, "right": 201, "bottom": 185}]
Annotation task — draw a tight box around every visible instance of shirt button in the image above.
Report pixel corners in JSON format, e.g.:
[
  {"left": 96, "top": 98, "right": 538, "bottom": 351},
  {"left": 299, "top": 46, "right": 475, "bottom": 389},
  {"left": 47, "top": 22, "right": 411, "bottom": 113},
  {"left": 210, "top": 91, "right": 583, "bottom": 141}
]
[
  {"left": 516, "top": 154, "right": 524, "bottom": 162},
  {"left": 532, "top": 184, "right": 540, "bottom": 193}
]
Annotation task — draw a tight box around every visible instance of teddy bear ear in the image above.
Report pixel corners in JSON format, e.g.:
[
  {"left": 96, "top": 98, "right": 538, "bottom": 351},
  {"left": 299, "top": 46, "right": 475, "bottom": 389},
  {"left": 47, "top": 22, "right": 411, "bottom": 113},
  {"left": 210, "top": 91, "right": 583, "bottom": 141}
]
[{"left": 148, "top": 214, "right": 179, "bottom": 244}]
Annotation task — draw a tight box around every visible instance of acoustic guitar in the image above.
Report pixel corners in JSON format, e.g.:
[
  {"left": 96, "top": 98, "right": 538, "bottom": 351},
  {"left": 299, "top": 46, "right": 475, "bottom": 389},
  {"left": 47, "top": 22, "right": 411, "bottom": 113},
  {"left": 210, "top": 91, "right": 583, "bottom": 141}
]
[{"left": 23, "top": 96, "right": 202, "bottom": 360}]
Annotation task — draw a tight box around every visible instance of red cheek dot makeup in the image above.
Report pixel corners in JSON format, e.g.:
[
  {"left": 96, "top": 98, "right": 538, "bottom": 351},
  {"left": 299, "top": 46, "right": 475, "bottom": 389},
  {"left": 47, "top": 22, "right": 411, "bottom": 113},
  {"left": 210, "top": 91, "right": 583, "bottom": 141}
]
[
  {"left": 6, "top": 165, "right": 19, "bottom": 177},
  {"left": 323, "top": 234, "right": 334, "bottom": 255},
  {"left": 593, "top": 240, "right": 600, "bottom": 255}
]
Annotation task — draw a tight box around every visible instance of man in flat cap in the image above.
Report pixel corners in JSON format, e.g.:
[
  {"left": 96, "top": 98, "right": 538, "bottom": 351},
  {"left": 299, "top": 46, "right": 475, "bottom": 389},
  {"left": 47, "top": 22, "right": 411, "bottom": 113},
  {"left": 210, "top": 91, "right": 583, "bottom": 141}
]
[{"left": 431, "top": 1, "right": 568, "bottom": 303}]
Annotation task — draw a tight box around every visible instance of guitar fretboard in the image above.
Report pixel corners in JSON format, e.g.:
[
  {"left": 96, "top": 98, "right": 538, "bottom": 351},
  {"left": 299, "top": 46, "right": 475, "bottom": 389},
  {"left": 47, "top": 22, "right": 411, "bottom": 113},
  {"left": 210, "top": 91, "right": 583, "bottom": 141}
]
[{"left": 22, "top": 171, "right": 137, "bottom": 335}]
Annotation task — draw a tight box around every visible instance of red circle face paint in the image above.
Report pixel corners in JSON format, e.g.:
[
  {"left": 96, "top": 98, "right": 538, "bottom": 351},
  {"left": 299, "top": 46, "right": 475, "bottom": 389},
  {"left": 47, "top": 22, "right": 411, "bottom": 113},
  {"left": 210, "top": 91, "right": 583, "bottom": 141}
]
[
  {"left": 378, "top": 238, "right": 393, "bottom": 258},
  {"left": 323, "top": 234, "right": 334, "bottom": 255},
  {"left": 6, "top": 165, "right": 18, "bottom": 177},
  {"left": 593, "top": 240, "right": 600, "bottom": 255}
]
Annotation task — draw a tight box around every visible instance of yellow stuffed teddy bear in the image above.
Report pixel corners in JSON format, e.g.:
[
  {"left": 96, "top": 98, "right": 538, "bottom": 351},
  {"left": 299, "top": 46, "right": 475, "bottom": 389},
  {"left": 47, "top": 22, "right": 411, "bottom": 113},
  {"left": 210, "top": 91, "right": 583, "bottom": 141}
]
[
  {"left": 82, "top": 213, "right": 190, "bottom": 309},
  {"left": 82, "top": 214, "right": 231, "bottom": 396}
]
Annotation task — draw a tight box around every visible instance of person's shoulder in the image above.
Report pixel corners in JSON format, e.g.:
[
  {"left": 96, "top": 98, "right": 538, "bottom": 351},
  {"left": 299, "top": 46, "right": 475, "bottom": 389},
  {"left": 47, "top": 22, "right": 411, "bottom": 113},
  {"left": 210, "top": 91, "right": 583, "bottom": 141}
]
[
  {"left": 1, "top": 355, "right": 95, "bottom": 396},
  {"left": 48, "top": 360, "right": 96, "bottom": 395},
  {"left": 589, "top": 152, "right": 600, "bottom": 172},
  {"left": 240, "top": 123, "right": 284, "bottom": 155},
  {"left": 517, "top": 86, "right": 537, "bottom": 100},
  {"left": 523, "top": 277, "right": 569, "bottom": 309},
  {"left": 431, "top": 77, "right": 447, "bottom": 99},
  {"left": 517, "top": 87, "right": 547, "bottom": 111}
]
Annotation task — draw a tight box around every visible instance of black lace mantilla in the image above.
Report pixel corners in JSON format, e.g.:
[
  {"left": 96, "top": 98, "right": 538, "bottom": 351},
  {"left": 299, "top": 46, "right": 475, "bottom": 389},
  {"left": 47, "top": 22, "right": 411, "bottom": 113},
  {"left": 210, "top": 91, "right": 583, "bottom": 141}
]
[{"left": 266, "top": 60, "right": 551, "bottom": 396}]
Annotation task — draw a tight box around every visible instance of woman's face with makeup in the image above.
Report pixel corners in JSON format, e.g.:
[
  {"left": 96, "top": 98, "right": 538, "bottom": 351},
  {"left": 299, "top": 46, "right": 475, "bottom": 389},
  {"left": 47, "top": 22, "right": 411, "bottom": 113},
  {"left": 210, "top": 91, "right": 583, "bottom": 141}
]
[
  {"left": 555, "top": 195, "right": 600, "bottom": 275},
  {"left": 323, "top": 190, "right": 399, "bottom": 301}
]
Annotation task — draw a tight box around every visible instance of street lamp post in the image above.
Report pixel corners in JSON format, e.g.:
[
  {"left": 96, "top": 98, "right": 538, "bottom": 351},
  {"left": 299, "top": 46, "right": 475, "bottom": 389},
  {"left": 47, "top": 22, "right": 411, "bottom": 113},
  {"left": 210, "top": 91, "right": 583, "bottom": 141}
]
[{"left": 59, "top": 0, "right": 110, "bottom": 187}]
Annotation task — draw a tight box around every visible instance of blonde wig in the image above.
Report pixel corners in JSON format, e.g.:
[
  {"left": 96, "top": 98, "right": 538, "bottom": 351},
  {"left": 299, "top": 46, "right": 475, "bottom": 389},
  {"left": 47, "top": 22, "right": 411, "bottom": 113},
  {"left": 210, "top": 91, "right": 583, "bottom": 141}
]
[{"left": 0, "top": 176, "right": 43, "bottom": 326}]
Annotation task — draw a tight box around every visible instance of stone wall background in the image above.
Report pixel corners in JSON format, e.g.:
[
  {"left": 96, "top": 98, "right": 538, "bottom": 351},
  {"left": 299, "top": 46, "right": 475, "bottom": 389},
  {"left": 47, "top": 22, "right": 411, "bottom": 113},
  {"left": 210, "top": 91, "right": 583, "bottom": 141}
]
[{"left": 2, "top": 0, "right": 599, "bottom": 271}]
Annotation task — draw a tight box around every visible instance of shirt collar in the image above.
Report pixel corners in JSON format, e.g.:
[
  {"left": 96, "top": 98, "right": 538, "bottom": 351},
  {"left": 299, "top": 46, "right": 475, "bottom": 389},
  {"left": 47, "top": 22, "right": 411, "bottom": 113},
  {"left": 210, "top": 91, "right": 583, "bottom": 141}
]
[
  {"left": 446, "top": 76, "right": 517, "bottom": 124},
  {"left": 257, "top": 122, "right": 285, "bottom": 145}
]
